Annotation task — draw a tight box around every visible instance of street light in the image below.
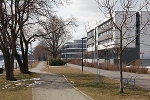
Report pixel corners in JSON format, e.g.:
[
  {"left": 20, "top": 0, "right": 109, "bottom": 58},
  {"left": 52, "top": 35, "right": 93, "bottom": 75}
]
[
  {"left": 66, "top": 46, "right": 69, "bottom": 66},
  {"left": 81, "top": 37, "right": 87, "bottom": 71}
]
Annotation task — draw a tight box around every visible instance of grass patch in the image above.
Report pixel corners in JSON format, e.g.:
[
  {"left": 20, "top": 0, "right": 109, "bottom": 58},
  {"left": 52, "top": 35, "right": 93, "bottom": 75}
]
[
  {"left": 0, "top": 62, "right": 39, "bottom": 100},
  {"left": 44, "top": 66, "right": 150, "bottom": 100}
]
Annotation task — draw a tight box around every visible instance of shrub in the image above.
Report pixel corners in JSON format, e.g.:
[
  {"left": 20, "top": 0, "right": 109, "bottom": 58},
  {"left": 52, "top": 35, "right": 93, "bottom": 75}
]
[
  {"left": 125, "top": 67, "right": 137, "bottom": 73},
  {"left": 49, "top": 58, "right": 66, "bottom": 66},
  {"left": 69, "top": 59, "right": 82, "bottom": 65},
  {"left": 68, "top": 59, "right": 148, "bottom": 74},
  {"left": 136, "top": 67, "right": 148, "bottom": 74}
]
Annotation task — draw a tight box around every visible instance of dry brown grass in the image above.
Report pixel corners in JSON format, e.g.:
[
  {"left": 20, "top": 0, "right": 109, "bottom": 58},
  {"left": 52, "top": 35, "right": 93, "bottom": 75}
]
[
  {"left": 0, "top": 77, "right": 32, "bottom": 100},
  {"left": 44, "top": 66, "right": 150, "bottom": 100},
  {"left": 0, "top": 62, "right": 39, "bottom": 100},
  {"left": 0, "top": 73, "right": 39, "bottom": 100}
]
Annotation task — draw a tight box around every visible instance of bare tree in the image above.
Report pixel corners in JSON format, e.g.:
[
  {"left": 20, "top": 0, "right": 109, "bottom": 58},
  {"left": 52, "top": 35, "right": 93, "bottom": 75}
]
[
  {"left": 16, "top": 0, "right": 74, "bottom": 73},
  {"left": 0, "top": 0, "right": 73, "bottom": 80},
  {"left": 38, "top": 15, "right": 77, "bottom": 58},
  {"left": 33, "top": 44, "right": 51, "bottom": 61},
  {"left": 95, "top": 0, "right": 150, "bottom": 93},
  {"left": 15, "top": 0, "right": 53, "bottom": 74},
  {"left": 0, "top": 0, "right": 23, "bottom": 80}
]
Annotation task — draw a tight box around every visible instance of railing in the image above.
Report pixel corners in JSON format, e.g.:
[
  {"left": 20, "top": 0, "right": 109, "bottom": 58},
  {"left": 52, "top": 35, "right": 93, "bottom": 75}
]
[{"left": 124, "top": 75, "right": 137, "bottom": 88}]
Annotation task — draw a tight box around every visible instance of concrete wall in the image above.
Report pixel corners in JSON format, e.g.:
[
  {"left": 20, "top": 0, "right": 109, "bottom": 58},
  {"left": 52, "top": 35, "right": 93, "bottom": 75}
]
[
  {"left": 114, "top": 11, "right": 136, "bottom": 48},
  {"left": 140, "top": 11, "right": 150, "bottom": 59}
]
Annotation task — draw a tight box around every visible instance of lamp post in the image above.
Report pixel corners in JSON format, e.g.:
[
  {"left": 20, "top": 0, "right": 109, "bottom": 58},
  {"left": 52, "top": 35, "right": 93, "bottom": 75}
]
[
  {"left": 66, "top": 46, "right": 67, "bottom": 66},
  {"left": 66, "top": 46, "right": 69, "bottom": 66},
  {"left": 81, "top": 37, "right": 87, "bottom": 71}
]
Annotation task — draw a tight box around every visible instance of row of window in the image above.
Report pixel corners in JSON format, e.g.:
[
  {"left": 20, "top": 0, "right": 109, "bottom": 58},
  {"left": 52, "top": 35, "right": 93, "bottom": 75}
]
[
  {"left": 87, "top": 38, "right": 113, "bottom": 47},
  {"left": 61, "top": 54, "right": 82, "bottom": 58},
  {"left": 87, "top": 30, "right": 94, "bottom": 36},
  {"left": 87, "top": 37, "right": 95, "bottom": 43},
  {"left": 85, "top": 49, "right": 117, "bottom": 59},
  {"left": 87, "top": 43, "right": 94, "bottom": 48},
  {"left": 98, "top": 29, "right": 113, "bottom": 37},
  {"left": 98, "top": 20, "right": 112, "bottom": 29},
  {"left": 74, "top": 40, "right": 86, "bottom": 43},
  {"left": 64, "top": 49, "right": 86, "bottom": 53},
  {"left": 98, "top": 38, "right": 113, "bottom": 45},
  {"left": 64, "top": 44, "right": 86, "bottom": 48}
]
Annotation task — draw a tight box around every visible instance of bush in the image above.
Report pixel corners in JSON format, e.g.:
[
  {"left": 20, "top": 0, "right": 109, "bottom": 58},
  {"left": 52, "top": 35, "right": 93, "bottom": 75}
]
[
  {"left": 136, "top": 67, "right": 148, "bottom": 74},
  {"left": 49, "top": 58, "right": 66, "bottom": 66},
  {"left": 68, "top": 59, "right": 148, "bottom": 74},
  {"left": 69, "top": 59, "right": 82, "bottom": 65}
]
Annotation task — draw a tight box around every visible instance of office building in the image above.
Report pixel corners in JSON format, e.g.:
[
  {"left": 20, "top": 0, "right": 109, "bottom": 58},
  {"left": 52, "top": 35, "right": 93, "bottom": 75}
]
[
  {"left": 61, "top": 40, "right": 86, "bottom": 60},
  {"left": 87, "top": 11, "right": 150, "bottom": 64}
]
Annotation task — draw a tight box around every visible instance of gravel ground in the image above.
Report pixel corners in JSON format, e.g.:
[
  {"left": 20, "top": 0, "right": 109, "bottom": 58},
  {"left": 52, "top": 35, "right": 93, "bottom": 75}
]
[{"left": 30, "top": 62, "right": 92, "bottom": 100}]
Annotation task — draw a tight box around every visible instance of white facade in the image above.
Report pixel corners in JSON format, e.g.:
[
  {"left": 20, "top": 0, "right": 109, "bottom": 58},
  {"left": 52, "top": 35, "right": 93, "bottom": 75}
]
[
  {"left": 97, "top": 18, "right": 114, "bottom": 50},
  {"left": 97, "top": 11, "right": 137, "bottom": 51},
  {"left": 140, "top": 11, "right": 150, "bottom": 59},
  {"left": 87, "top": 11, "right": 150, "bottom": 64},
  {"left": 114, "top": 11, "right": 136, "bottom": 48},
  {"left": 87, "top": 28, "right": 96, "bottom": 52},
  {"left": 87, "top": 27, "right": 97, "bottom": 62}
]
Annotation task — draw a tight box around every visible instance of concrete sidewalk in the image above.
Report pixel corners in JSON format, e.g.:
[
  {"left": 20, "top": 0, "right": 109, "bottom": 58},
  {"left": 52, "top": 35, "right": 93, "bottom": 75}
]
[
  {"left": 30, "top": 62, "right": 92, "bottom": 100},
  {"left": 68, "top": 63, "right": 150, "bottom": 90}
]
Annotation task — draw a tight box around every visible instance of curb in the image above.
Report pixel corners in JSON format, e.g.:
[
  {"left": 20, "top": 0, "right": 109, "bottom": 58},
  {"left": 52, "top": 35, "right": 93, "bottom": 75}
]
[{"left": 63, "top": 75, "right": 93, "bottom": 100}]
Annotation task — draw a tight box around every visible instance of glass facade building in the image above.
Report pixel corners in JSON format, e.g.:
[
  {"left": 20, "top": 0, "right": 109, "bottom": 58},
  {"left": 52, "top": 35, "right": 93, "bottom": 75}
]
[{"left": 61, "top": 40, "right": 87, "bottom": 60}]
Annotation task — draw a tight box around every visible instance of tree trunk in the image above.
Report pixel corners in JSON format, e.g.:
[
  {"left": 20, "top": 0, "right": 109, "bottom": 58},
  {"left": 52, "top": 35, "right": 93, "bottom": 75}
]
[
  {"left": 3, "top": 48, "right": 16, "bottom": 81},
  {"left": 21, "top": 52, "right": 29, "bottom": 74},
  {"left": 119, "top": 32, "right": 124, "bottom": 93},
  {"left": 15, "top": 51, "right": 25, "bottom": 73},
  {"left": 119, "top": 52, "right": 123, "bottom": 93},
  {"left": 22, "top": 42, "right": 29, "bottom": 74},
  {"left": 20, "top": 51, "right": 29, "bottom": 74},
  {"left": 52, "top": 50, "right": 58, "bottom": 58},
  {"left": 24, "top": 49, "right": 29, "bottom": 73},
  {"left": 19, "top": 37, "right": 29, "bottom": 74}
]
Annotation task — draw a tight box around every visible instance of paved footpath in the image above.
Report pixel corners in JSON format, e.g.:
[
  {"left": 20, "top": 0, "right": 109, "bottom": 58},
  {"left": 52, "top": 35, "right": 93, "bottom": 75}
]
[
  {"left": 68, "top": 63, "right": 150, "bottom": 90},
  {"left": 30, "top": 62, "right": 92, "bottom": 100}
]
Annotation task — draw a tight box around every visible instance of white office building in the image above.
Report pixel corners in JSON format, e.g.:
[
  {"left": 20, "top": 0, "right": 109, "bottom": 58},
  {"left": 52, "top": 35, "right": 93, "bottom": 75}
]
[{"left": 87, "top": 11, "right": 150, "bottom": 65}]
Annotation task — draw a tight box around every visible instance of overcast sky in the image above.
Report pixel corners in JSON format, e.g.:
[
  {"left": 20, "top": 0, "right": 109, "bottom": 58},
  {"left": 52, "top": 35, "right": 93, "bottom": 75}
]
[
  {"left": 32, "top": 0, "right": 103, "bottom": 48},
  {"left": 55, "top": 0, "right": 104, "bottom": 40},
  {"left": 55, "top": 0, "right": 147, "bottom": 41},
  {"left": 32, "top": 0, "right": 146, "bottom": 48}
]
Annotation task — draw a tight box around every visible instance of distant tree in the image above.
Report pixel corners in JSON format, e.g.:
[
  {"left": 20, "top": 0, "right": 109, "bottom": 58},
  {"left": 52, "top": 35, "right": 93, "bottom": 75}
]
[
  {"left": 38, "top": 15, "right": 77, "bottom": 58},
  {"left": 95, "top": 0, "right": 150, "bottom": 93},
  {"left": 33, "top": 44, "right": 51, "bottom": 61}
]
